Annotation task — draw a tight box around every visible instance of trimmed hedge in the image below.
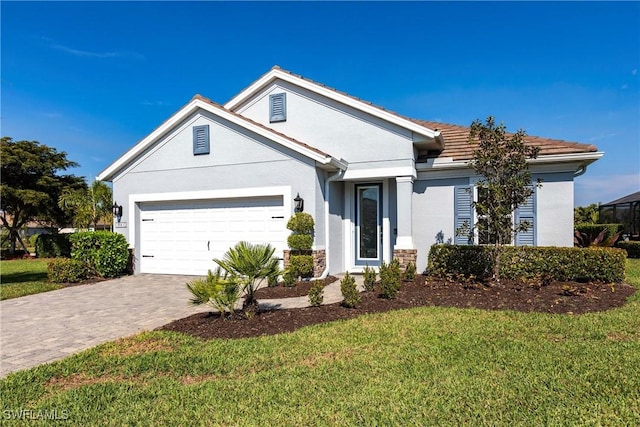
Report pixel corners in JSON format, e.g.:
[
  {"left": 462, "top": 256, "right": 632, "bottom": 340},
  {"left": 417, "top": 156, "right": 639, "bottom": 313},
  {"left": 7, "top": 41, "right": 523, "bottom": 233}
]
[
  {"left": 288, "top": 255, "right": 314, "bottom": 278},
  {"left": 427, "top": 244, "right": 626, "bottom": 283},
  {"left": 70, "top": 231, "right": 129, "bottom": 278},
  {"left": 47, "top": 259, "right": 89, "bottom": 283},
  {"left": 616, "top": 241, "right": 640, "bottom": 258},
  {"left": 35, "top": 234, "right": 71, "bottom": 258},
  {"left": 575, "top": 223, "right": 624, "bottom": 242}
]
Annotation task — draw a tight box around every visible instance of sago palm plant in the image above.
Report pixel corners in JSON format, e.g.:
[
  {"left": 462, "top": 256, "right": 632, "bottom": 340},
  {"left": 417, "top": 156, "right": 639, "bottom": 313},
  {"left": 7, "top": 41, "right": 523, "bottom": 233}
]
[
  {"left": 187, "top": 267, "right": 241, "bottom": 318},
  {"left": 214, "top": 241, "right": 281, "bottom": 306}
]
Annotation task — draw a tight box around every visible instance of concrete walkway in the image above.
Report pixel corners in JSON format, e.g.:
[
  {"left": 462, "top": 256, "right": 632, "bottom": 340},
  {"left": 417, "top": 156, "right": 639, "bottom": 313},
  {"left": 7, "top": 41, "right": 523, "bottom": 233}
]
[{"left": 1, "top": 274, "right": 361, "bottom": 378}]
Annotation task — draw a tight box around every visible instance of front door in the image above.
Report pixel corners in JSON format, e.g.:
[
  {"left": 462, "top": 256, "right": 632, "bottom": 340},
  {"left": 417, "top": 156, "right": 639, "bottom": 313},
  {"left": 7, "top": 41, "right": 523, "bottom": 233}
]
[{"left": 355, "top": 184, "right": 382, "bottom": 267}]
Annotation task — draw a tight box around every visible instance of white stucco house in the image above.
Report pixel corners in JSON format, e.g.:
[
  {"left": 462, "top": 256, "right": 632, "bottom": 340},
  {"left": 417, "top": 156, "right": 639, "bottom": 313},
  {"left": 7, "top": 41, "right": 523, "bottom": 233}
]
[{"left": 97, "top": 66, "right": 602, "bottom": 276}]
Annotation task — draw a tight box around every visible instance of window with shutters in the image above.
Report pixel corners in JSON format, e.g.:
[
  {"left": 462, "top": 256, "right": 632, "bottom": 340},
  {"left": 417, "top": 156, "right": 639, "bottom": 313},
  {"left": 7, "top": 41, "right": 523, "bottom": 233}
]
[
  {"left": 193, "top": 125, "right": 210, "bottom": 155},
  {"left": 269, "top": 93, "right": 286, "bottom": 123}
]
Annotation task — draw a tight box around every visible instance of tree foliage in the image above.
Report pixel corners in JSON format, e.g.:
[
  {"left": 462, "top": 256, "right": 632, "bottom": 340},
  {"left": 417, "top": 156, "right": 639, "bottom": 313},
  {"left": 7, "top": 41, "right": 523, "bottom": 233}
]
[
  {"left": 467, "top": 117, "right": 541, "bottom": 246},
  {"left": 574, "top": 203, "right": 600, "bottom": 224},
  {"left": 0, "top": 137, "right": 85, "bottom": 253},
  {"left": 58, "top": 180, "right": 113, "bottom": 229}
]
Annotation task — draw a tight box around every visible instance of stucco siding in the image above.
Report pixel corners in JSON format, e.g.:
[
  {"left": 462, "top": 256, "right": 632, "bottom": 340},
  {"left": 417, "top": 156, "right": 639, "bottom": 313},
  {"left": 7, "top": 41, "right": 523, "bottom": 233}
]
[
  {"left": 328, "top": 181, "right": 345, "bottom": 273},
  {"left": 235, "top": 81, "right": 415, "bottom": 165},
  {"left": 534, "top": 172, "right": 574, "bottom": 247},
  {"left": 413, "top": 178, "right": 469, "bottom": 272},
  {"left": 111, "top": 111, "right": 321, "bottom": 249}
]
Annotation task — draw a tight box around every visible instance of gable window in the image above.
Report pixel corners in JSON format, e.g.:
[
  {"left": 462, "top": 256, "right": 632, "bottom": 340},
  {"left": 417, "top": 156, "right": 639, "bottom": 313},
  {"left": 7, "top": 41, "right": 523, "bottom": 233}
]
[
  {"left": 269, "top": 93, "right": 286, "bottom": 123},
  {"left": 193, "top": 125, "right": 210, "bottom": 155}
]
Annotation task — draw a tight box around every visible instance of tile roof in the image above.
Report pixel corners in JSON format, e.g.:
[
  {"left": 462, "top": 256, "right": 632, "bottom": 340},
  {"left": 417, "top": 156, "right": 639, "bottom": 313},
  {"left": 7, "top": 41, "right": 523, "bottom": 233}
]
[
  {"left": 412, "top": 119, "right": 599, "bottom": 161},
  {"left": 602, "top": 190, "right": 640, "bottom": 206}
]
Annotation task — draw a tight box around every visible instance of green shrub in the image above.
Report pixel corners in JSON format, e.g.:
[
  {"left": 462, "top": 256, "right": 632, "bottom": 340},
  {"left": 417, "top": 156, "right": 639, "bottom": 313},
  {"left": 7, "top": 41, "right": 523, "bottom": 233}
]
[
  {"left": 427, "top": 245, "right": 494, "bottom": 280},
  {"left": 379, "top": 259, "right": 401, "bottom": 299},
  {"left": 288, "top": 254, "right": 314, "bottom": 278},
  {"left": 363, "top": 265, "right": 376, "bottom": 292},
  {"left": 28, "top": 234, "right": 40, "bottom": 248},
  {"left": 283, "top": 269, "right": 296, "bottom": 287},
  {"left": 340, "top": 272, "right": 361, "bottom": 308},
  {"left": 35, "top": 234, "right": 71, "bottom": 258},
  {"left": 187, "top": 268, "right": 240, "bottom": 317},
  {"left": 267, "top": 273, "right": 279, "bottom": 287},
  {"left": 403, "top": 261, "right": 416, "bottom": 281},
  {"left": 47, "top": 258, "right": 89, "bottom": 283},
  {"left": 286, "top": 212, "right": 315, "bottom": 235},
  {"left": 616, "top": 241, "right": 640, "bottom": 258},
  {"left": 286, "top": 234, "right": 313, "bottom": 251},
  {"left": 308, "top": 280, "right": 324, "bottom": 307},
  {"left": 427, "top": 244, "right": 627, "bottom": 283},
  {"left": 575, "top": 223, "right": 624, "bottom": 243},
  {"left": 70, "top": 231, "right": 129, "bottom": 278}
]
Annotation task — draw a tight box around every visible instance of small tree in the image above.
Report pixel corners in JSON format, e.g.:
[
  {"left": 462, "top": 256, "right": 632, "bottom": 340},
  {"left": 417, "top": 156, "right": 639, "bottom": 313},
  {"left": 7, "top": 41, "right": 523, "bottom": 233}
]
[
  {"left": 1, "top": 137, "right": 85, "bottom": 254},
  {"left": 59, "top": 180, "right": 113, "bottom": 230},
  {"left": 574, "top": 203, "right": 600, "bottom": 224},
  {"left": 465, "top": 117, "right": 541, "bottom": 280}
]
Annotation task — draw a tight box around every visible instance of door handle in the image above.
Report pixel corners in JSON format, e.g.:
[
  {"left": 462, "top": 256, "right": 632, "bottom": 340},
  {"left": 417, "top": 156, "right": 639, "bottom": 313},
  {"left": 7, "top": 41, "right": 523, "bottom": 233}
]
[{"left": 207, "top": 241, "right": 210, "bottom": 251}]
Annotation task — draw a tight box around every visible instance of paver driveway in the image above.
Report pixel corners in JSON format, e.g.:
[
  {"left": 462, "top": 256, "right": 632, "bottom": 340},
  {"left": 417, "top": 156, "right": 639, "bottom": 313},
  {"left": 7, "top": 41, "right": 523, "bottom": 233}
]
[{"left": 0, "top": 274, "right": 208, "bottom": 377}]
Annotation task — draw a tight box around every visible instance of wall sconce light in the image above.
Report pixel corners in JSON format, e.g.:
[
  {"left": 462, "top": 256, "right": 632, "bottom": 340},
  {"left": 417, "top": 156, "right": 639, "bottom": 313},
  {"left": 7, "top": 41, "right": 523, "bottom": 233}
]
[
  {"left": 112, "top": 202, "right": 123, "bottom": 221},
  {"left": 294, "top": 193, "right": 304, "bottom": 213}
]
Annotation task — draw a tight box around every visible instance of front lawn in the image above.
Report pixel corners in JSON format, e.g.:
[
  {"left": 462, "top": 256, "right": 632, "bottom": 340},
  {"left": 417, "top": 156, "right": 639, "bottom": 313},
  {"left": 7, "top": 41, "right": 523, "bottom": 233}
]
[
  {"left": 0, "top": 259, "right": 62, "bottom": 300},
  {"left": 1, "top": 260, "right": 639, "bottom": 425}
]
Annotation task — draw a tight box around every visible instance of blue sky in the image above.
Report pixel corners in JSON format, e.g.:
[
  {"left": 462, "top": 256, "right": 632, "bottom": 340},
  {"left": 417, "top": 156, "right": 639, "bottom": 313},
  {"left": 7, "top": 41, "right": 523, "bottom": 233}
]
[{"left": 2, "top": 1, "right": 638, "bottom": 207}]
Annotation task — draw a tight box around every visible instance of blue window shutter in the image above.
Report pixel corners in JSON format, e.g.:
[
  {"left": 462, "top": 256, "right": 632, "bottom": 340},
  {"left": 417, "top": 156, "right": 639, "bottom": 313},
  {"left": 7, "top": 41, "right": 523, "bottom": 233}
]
[
  {"left": 193, "top": 125, "right": 210, "bottom": 155},
  {"left": 515, "top": 188, "right": 535, "bottom": 246},
  {"left": 269, "top": 93, "right": 286, "bottom": 122},
  {"left": 454, "top": 186, "right": 474, "bottom": 245}
]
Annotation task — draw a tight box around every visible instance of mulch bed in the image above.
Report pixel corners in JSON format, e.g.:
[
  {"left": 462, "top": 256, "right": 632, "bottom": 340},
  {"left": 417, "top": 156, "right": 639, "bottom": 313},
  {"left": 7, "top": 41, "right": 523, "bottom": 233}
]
[{"left": 159, "top": 276, "right": 637, "bottom": 340}]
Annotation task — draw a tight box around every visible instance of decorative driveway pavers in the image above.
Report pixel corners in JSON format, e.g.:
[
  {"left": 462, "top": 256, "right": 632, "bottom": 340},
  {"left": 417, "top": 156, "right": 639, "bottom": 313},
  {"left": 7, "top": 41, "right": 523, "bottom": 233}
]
[{"left": 0, "top": 274, "right": 209, "bottom": 378}]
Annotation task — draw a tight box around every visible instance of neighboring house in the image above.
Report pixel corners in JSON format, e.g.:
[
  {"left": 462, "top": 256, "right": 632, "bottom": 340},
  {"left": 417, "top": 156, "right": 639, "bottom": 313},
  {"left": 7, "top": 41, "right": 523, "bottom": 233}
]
[{"left": 98, "top": 66, "right": 602, "bottom": 276}]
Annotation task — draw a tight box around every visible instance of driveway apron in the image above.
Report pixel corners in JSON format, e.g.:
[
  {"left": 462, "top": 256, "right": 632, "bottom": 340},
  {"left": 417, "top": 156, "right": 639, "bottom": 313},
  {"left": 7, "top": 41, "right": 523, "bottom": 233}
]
[{"left": 0, "top": 274, "right": 209, "bottom": 377}]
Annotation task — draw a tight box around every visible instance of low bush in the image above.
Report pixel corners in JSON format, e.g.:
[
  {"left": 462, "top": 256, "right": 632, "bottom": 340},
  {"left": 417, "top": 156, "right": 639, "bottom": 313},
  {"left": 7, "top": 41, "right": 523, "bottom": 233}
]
[
  {"left": 403, "top": 261, "right": 416, "bottom": 281},
  {"left": 340, "top": 272, "right": 361, "bottom": 308},
  {"left": 36, "top": 234, "right": 71, "bottom": 258},
  {"left": 575, "top": 223, "right": 623, "bottom": 243},
  {"left": 288, "top": 254, "right": 314, "bottom": 278},
  {"left": 427, "top": 244, "right": 627, "bottom": 283},
  {"left": 616, "top": 241, "right": 640, "bottom": 258},
  {"left": 308, "top": 280, "right": 324, "bottom": 307},
  {"left": 70, "top": 231, "right": 129, "bottom": 278},
  {"left": 363, "top": 265, "right": 376, "bottom": 292},
  {"left": 286, "top": 212, "right": 315, "bottom": 235},
  {"left": 187, "top": 268, "right": 240, "bottom": 317},
  {"left": 47, "top": 258, "right": 89, "bottom": 283},
  {"left": 267, "top": 273, "right": 279, "bottom": 287},
  {"left": 282, "top": 269, "right": 296, "bottom": 287},
  {"left": 379, "top": 259, "right": 401, "bottom": 299}
]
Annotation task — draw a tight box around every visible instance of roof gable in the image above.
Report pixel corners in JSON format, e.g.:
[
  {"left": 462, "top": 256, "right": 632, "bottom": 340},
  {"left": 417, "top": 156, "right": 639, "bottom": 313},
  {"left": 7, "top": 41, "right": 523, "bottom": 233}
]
[
  {"left": 97, "top": 95, "right": 346, "bottom": 181},
  {"left": 224, "top": 66, "right": 444, "bottom": 149}
]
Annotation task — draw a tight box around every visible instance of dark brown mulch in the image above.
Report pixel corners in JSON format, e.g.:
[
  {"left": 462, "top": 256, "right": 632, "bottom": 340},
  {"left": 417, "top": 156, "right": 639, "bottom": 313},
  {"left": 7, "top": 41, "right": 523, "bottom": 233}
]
[
  {"left": 253, "top": 276, "right": 338, "bottom": 298},
  {"left": 159, "top": 276, "right": 637, "bottom": 340}
]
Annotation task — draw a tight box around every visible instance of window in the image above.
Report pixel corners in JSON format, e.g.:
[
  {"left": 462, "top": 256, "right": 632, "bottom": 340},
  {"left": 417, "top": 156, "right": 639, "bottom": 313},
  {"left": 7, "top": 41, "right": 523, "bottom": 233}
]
[
  {"left": 269, "top": 93, "right": 286, "bottom": 122},
  {"left": 193, "top": 125, "right": 210, "bottom": 155}
]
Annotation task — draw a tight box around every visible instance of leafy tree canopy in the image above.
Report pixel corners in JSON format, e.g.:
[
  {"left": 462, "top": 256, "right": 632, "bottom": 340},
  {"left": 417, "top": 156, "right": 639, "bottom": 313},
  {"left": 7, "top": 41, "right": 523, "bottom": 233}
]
[
  {"left": 1, "top": 137, "right": 85, "bottom": 253},
  {"left": 574, "top": 203, "right": 600, "bottom": 224},
  {"left": 467, "top": 116, "right": 541, "bottom": 246},
  {"left": 59, "top": 180, "right": 113, "bottom": 229}
]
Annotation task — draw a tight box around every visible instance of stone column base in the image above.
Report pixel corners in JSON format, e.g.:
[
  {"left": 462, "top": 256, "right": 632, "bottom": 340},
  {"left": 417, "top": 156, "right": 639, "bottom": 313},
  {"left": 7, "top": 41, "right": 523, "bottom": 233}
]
[
  {"left": 283, "top": 249, "right": 326, "bottom": 278},
  {"left": 393, "top": 249, "right": 417, "bottom": 270}
]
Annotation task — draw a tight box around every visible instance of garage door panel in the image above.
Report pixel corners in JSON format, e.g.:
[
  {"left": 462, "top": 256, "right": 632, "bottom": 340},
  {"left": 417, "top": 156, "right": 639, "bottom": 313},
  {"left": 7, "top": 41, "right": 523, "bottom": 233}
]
[{"left": 139, "top": 196, "right": 286, "bottom": 275}]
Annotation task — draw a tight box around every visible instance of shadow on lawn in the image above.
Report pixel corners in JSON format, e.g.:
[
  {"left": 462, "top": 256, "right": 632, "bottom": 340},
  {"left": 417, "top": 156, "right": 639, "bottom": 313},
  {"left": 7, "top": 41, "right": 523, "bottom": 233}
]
[{"left": 0, "top": 271, "right": 48, "bottom": 285}]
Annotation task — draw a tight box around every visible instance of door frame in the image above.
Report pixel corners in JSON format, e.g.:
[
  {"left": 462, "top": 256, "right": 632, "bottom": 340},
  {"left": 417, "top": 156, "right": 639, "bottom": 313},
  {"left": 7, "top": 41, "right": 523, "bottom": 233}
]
[{"left": 344, "top": 180, "right": 390, "bottom": 271}]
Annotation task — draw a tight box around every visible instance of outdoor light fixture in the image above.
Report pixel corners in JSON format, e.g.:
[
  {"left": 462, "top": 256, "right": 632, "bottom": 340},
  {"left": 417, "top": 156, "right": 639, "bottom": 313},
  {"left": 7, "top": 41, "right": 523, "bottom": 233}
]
[
  {"left": 294, "top": 193, "right": 304, "bottom": 213},
  {"left": 112, "top": 202, "right": 123, "bottom": 221}
]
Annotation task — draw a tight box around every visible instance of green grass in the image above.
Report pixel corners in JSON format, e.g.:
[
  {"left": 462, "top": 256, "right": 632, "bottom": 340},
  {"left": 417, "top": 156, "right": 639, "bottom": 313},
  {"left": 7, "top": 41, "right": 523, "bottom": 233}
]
[
  {"left": 1, "top": 260, "right": 639, "bottom": 426},
  {"left": 0, "top": 259, "right": 62, "bottom": 300}
]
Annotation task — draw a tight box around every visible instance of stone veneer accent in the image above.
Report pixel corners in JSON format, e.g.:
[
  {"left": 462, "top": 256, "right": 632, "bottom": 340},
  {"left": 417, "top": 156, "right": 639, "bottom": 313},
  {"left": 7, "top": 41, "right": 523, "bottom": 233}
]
[
  {"left": 283, "top": 249, "right": 326, "bottom": 278},
  {"left": 393, "top": 249, "right": 417, "bottom": 270}
]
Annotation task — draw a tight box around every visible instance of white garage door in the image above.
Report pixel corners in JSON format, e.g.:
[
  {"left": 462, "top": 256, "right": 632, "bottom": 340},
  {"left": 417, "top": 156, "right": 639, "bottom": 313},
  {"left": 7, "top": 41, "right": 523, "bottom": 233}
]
[{"left": 139, "top": 196, "right": 286, "bottom": 275}]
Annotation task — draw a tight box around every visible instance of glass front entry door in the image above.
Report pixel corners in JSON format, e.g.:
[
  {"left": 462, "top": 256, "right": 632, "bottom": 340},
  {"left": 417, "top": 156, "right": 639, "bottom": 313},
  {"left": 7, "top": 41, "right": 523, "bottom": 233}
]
[{"left": 355, "top": 184, "right": 382, "bottom": 266}]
